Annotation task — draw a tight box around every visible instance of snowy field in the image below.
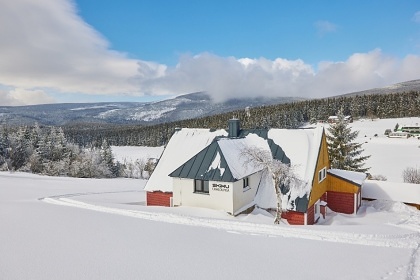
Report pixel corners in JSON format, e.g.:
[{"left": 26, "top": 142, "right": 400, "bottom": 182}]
[
  {"left": 1, "top": 117, "right": 420, "bottom": 279},
  {"left": 111, "top": 146, "right": 164, "bottom": 163},
  {"left": 350, "top": 117, "right": 420, "bottom": 182},
  {"left": 1, "top": 174, "right": 419, "bottom": 279},
  {"left": 311, "top": 117, "right": 420, "bottom": 183}
]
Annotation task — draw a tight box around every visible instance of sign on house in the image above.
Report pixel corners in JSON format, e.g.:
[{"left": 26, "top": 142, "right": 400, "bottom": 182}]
[{"left": 212, "top": 183, "right": 230, "bottom": 192}]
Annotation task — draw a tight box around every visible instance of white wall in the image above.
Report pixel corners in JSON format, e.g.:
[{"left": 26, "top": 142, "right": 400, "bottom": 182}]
[
  {"left": 173, "top": 178, "right": 234, "bottom": 213},
  {"left": 172, "top": 171, "right": 262, "bottom": 215},
  {"left": 232, "top": 172, "right": 261, "bottom": 215}
]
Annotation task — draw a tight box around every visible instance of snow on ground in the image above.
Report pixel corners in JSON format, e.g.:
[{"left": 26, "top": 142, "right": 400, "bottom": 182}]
[
  {"left": 111, "top": 146, "right": 164, "bottom": 163},
  {"left": 1, "top": 172, "right": 420, "bottom": 280},
  {"left": 363, "top": 180, "right": 420, "bottom": 206}
]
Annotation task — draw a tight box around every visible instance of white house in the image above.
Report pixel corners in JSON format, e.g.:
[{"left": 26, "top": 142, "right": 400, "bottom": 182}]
[{"left": 170, "top": 132, "right": 278, "bottom": 215}]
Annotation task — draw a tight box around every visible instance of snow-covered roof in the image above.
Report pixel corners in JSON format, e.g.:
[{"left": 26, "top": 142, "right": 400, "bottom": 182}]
[
  {"left": 144, "top": 128, "right": 227, "bottom": 192},
  {"left": 362, "top": 180, "right": 420, "bottom": 205},
  {"left": 268, "top": 127, "right": 324, "bottom": 186},
  {"left": 328, "top": 169, "right": 367, "bottom": 186},
  {"left": 254, "top": 127, "right": 324, "bottom": 212},
  {"left": 218, "top": 134, "right": 269, "bottom": 179},
  {"left": 169, "top": 132, "right": 288, "bottom": 182}
]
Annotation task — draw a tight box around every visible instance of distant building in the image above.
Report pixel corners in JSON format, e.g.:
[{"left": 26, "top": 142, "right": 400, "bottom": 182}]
[
  {"left": 328, "top": 115, "right": 353, "bottom": 124},
  {"left": 399, "top": 124, "right": 420, "bottom": 136}
]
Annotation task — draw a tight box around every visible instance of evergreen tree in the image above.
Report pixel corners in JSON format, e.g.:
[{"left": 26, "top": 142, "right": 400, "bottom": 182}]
[
  {"left": 100, "top": 139, "right": 119, "bottom": 177},
  {"left": 9, "top": 126, "right": 32, "bottom": 170},
  {"left": 0, "top": 125, "right": 10, "bottom": 169},
  {"left": 327, "top": 108, "right": 370, "bottom": 172}
]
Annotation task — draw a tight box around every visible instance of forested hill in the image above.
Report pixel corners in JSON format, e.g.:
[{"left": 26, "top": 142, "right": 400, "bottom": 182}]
[
  {"left": 64, "top": 90, "right": 420, "bottom": 147},
  {"left": 0, "top": 92, "right": 303, "bottom": 126}
]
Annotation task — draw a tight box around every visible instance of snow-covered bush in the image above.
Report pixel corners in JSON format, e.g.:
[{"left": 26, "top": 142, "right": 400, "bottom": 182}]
[
  {"left": 368, "top": 174, "right": 387, "bottom": 181},
  {"left": 119, "top": 157, "right": 156, "bottom": 179},
  {"left": 144, "top": 158, "right": 157, "bottom": 178},
  {"left": 0, "top": 125, "right": 120, "bottom": 178}
]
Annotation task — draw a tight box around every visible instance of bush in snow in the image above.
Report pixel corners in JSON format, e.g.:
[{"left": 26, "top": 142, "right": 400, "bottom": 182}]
[
  {"left": 144, "top": 158, "right": 157, "bottom": 178},
  {"left": 368, "top": 174, "right": 387, "bottom": 181},
  {"left": 0, "top": 124, "right": 121, "bottom": 179},
  {"left": 119, "top": 157, "right": 156, "bottom": 179},
  {"left": 402, "top": 167, "right": 420, "bottom": 184},
  {"left": 120, "top": 158, "right": 145, "bottom": 179}
]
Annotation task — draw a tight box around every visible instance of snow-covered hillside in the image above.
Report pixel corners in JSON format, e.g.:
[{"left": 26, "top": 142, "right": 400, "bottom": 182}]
[
  {"left": 343, "top": 117, "right": 420, "bottom": 182},
  {"left": 0, "top": 172, "right": 419, "bottom": 280},
  {"left": 1, "top": 117, "right": 420, "bottom": 280}
]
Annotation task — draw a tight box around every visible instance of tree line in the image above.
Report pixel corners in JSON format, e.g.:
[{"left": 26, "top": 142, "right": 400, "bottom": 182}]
[
  {"left": 64, "top": 91, "right": 420, "bottom": 147},
  {"left": 0, "top": 124, "right": 155, "bottom": 178}
]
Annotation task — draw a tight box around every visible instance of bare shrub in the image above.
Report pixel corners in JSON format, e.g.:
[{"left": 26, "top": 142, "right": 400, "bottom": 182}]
[
  {"left": 402, "top": 167, "right": 420, "bottom": 184},
  {"left": 369, "top": 174, "right": 387, "bottom": 181}
]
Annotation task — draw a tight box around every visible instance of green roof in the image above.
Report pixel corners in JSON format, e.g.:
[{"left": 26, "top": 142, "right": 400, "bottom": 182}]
[
  {"left": 169, "top": 130, "right": 290, "bottom": 182},
  {"left": 169, "top": 140, "right": 235, "bottom": 181}
]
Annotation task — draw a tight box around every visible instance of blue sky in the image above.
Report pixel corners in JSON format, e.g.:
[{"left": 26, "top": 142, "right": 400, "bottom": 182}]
[
  {"left": 76, "top": 0, "right": 419, "bottom": 65},
  {"left": 0, "top": 0, "right": 419, "bottom": 105}
]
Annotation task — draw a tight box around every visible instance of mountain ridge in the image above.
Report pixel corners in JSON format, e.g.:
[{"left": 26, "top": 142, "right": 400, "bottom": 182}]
[
  {"left": 1, "top": 79, "right": 419, "bottom": 126},
  {"left": 0, "top": 92, "right": 303, "bottom": 126}
]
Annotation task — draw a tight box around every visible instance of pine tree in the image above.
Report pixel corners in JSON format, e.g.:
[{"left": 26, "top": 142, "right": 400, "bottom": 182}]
[
  {"left": 100, "top": 139, "right": 119, "bottom": 177},
  {"left": 327, "top": 108, "right": 370, "bottom": 172},
  {"left": 0, "top": 125, "right": 10, "bottom": 169}
]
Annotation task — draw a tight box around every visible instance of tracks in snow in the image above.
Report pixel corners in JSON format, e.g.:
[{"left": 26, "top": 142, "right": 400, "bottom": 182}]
[{"left": 40, "top": 191, "right": 420, "bottom": 251}]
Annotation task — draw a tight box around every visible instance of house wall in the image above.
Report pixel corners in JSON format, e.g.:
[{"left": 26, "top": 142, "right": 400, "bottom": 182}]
[
  {"left": 326, "top": 174, "right": 361, "bottom": 214},
  {"left": 146, "top": 191, "right": 173, "bottom": 207},
  {"left": 327, "top": 191, "right": 355, "bottom": 214},
  {"left": 308, "top": 131, "right": 330, "bottom": 208},
  {"left": 172, "top": 172, "right": 262, "bottom": 215},
  {"left": 232, "top": 172, "right": 261, "bottom": 215},
  {"left": 172, "top": 178, "right": 234, "bottom": 214},
  {"left": 327, "top": 175, "right": 359, "bottom": 193},
  {"left": 306, "top": 204, "right": 315, "bottom": 225},
  {"left": 281, "top": 211, "right": 305, "bottom": 225}
]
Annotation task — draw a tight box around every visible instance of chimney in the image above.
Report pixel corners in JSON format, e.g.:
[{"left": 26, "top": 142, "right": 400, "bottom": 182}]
[{"left": 228, "top": 118, "right": 240, "bottom": 138}]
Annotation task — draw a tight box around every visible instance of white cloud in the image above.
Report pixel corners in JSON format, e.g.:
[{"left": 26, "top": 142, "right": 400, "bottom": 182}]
[
  {"left": 314, "top": 20, "right": 338, "bottom": 37},
  {"left": 129, "top": 50, "right": 420, "bottom": 102},
  {"left": 0, "top": 88, "right": 55, "bottom": 106},
  {"left": 0, "top": 0, "right": 142, "bottom": 96},
  {"left": 413, "top": 11, "right": 420, "bottom": 23}
]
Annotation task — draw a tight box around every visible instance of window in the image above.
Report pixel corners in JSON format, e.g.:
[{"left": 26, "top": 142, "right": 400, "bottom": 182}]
[
  {"left": 318, "top": 167, "right": 326, "bottom": 183},
  {"left": 194, "top": 179, "right": 209, "bottom": 194},
  {"left": 243, "top": 177, "right": 249, "bottom": 189}
]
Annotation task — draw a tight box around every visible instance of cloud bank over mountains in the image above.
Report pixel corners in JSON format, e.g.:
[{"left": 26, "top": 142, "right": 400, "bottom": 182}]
[{"left": 0, "top": 0, "right": 419, "bottom": 105}]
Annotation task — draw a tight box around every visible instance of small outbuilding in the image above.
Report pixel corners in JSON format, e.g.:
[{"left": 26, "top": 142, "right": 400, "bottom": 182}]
[{"left": 327, "top": 169, "right": 367, "bottom": 214}]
